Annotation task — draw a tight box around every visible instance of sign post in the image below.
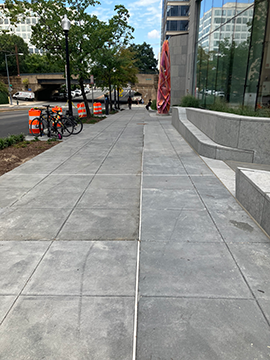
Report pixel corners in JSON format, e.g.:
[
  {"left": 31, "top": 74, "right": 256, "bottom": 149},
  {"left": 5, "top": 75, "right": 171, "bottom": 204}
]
[{"left": 90, "top": 75, "right": 94, "bottom": 114}]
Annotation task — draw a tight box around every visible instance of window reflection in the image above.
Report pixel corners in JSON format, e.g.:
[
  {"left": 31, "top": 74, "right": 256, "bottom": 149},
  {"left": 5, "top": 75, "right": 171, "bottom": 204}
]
[{"left": 196, "top": 0, "right": 268, "bottom": 108}]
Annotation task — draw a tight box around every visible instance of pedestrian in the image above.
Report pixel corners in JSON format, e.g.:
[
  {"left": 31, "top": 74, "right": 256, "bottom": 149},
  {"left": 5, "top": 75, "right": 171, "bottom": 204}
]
[
  {"left": 146, "top": 99, "right": 152, "bottom": 110},
  {"left": 127, "top": 96, "right": 132, "bottom": 109}
]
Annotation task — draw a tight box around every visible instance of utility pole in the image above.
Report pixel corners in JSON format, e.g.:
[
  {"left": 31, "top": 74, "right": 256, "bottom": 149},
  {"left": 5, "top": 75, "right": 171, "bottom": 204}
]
[{"left": 15, "top": 45, "right": 20, "bottom": 76}]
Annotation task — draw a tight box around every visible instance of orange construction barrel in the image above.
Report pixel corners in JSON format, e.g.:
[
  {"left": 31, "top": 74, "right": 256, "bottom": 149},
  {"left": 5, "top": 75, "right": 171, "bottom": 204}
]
[
  {"left": 29, "top": 108, "right": 41, "bottom": 135},
  {"left": 77, "top": 103, "right": 87, "bottom": 118}
]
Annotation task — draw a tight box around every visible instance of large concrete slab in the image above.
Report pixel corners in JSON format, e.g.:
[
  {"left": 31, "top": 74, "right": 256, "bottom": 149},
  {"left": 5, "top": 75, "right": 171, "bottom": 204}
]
[
  {"left": 22, "top": 241, "right": 137, "bottom": 296},
  {"left": 139, "top": 241, "right": 251, "bottom": 298},
  {"left": 137, "top": 298, "right": 270, "bottom": 360},
  {"left": 0, "top": 296, "right": 134, "bottom": 360}
]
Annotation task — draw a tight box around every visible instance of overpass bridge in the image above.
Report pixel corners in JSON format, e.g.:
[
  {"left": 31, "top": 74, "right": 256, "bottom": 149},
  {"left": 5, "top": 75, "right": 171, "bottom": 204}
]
[{"left": 0, "top": 72, "right": 158, "bottom": 102}]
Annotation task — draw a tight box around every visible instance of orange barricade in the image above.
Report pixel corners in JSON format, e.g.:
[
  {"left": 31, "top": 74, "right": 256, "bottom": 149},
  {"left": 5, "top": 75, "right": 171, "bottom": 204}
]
[
  {"left": 52, "top": 106, "right": 62, "bottom": 115},
  {"left": 29, "top": 108, "right": 41, "bottom": 135},
  {"left": 93, "top": 102, "right": 102, "bottom": 115},
  {"left": 77, "top": 103, "right": 87, "bottom": 118},
  {"left": 52, "top": 106, "right": 63, "bottom": 127}
]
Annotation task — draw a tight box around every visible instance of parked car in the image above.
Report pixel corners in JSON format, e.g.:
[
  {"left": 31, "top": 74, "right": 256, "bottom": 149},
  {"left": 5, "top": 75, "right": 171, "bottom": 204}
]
[
  {"left": 70, "top": 91, "right": 76, "bottom": 98},
  {"left": 51, "top": 92, "right": 67, "bottom": 101},
  {"left": 13, "top": 91, "right": 35, "bottom": 101},
  {"left": 74, "top": 89, "right": 82, "bottom": 97}
]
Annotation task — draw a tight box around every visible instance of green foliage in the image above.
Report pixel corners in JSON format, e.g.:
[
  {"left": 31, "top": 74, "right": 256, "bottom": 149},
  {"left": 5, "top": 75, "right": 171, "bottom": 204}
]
[
  {"left": 23, "top": 54, "right": 63, "bottom": 73},
  {"left": 180, "top": 95, "right": 200, "bottom": 108},
  {"left": 206, "top": 98, "right": 270, "bottom": 117},
  {"left": 0, "top": 91, "right": 8, "bottom": 104},
  {"left": 129, "top": 42, "right": 158, "bottom": 73},
  {"left": 0, "top": 33, "right": 29, "bottom": 76},
  {"left": 0, "top": 133, "right": 25, "bottom": 150},
  {"left": 151, "top": 99, "right": 157, "bottom": 110}
]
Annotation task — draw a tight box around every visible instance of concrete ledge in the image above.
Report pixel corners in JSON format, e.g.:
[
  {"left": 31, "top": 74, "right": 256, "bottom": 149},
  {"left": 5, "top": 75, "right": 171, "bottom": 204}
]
[
  {"left": 172, "top": 107, "right": 254, "bottom": 162},
  {"left": 236, "top": 168, "right": 270, "bottom": 237}
]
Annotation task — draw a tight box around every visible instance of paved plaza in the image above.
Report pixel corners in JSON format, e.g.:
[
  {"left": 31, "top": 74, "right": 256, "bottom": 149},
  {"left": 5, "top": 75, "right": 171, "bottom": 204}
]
[{"left": 0, "top": 107, "right": 270, "bottom": 359}]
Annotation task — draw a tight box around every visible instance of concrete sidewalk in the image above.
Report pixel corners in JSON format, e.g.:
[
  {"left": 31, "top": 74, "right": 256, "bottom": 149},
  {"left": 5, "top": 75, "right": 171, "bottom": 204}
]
[{"left": 0, "top": 107, "right": 270, "bottom": 359}]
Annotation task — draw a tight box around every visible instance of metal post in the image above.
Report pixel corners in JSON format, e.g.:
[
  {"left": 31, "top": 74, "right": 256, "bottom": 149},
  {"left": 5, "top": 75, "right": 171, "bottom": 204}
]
[
  {"left": 5, "top": 54, "right": 12, "bottom": 105},
  {"left": 92, "top": 86, "right": 93, "bottom": 115},
  {"left": 64, "top": 30, "right": 73, "bottom": 116}
]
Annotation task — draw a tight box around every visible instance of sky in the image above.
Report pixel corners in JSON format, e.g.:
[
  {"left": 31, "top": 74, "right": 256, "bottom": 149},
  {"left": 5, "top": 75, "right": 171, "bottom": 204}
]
[{"left": 89, "top": 0, "right": 162, "bottom": 60}]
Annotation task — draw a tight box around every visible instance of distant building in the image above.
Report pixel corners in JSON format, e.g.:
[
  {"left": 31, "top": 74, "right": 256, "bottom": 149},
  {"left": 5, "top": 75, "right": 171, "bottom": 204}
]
[
  {"left": 198, "top": 2, "right": 253, "bottom": 52},
  {"left": 0, "top": 4, "right": 42, "bottom": 54},
  {"left": 161, "top": 0, "right": 190, "bottom": 46}
]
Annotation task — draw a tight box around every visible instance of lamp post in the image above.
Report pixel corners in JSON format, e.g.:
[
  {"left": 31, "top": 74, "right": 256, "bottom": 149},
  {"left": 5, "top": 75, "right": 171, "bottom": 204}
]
[
  {"left": 61, "top": 14, "right": 73, "bottom": 116},
  {"left": 5, "top": 52, "right": 23, "bottom": 105}
]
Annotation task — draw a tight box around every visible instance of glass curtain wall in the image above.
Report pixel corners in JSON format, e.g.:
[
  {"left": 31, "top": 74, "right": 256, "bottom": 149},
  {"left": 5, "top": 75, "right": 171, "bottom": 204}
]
[{"left": 196, "top": 0, "right": 269, "bottom": 108}]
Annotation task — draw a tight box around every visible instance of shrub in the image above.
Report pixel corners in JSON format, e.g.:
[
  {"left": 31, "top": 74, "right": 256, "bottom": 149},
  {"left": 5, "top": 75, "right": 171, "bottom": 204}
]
[
  {"left": 0, "top": 91, "right": 8, "bottom": 104},
  {"left": 180, "top": 95, "right": 200, "bottom": 108},
  {"left": 0, "top": 133, "right": 25, "bottom": 150},
  {"left": 151, "top": 99, "right": 157, "bottom": 110}
]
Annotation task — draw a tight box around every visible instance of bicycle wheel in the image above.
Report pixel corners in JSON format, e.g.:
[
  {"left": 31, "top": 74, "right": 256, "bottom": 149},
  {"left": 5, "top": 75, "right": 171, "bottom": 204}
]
[
  {"left": 30, "top": 118, "right": 44, "bottom": 137},
  {"left": 59, "top": 117, "right": 74, "bottom": 137},
  {"left": 70, "top": 116, "right": 83, "bottom": 135}
]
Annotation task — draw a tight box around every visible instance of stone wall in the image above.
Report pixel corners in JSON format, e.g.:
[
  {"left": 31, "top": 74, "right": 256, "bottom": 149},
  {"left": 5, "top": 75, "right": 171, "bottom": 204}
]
[
  {"left": 132, "top": 73, "right": 158, "bottom": 102},
  {"left": 185, "top": 107, "right": 270, "bottom": 164}
]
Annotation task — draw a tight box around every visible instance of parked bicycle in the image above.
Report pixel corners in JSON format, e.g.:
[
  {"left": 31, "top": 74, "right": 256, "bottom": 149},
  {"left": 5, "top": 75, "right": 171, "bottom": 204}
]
[{"left": 30, "top": 105, "right": 75, "bottom": 138}]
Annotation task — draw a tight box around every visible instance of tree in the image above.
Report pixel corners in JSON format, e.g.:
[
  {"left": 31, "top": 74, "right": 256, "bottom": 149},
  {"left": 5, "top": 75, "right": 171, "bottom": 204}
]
[
  {"left": 23, "top": 53, "right": 63, "bottom": 73},
  {"left": 91, "top": 46, "right": 138, "bottom": 110},
  {"left": 4, "top": 0, "right": 134, "bottom": 116},
  {"left": 129, "top": 42, "right": 158, "bottom": 73},
  {"left": 90, "top": 5, "right": 135, "bottom": 110},
  {"left": 0, "top": 33, "right": 29, "bottom": 76}
]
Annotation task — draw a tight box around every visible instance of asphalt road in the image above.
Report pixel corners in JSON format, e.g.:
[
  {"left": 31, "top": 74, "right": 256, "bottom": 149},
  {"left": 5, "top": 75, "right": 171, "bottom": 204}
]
[
  {"left": 0, "top": 88, "right": 133, "bottom": 138},
  {"left": 0, "top": 110, "right": 29, "bottom": 138}
]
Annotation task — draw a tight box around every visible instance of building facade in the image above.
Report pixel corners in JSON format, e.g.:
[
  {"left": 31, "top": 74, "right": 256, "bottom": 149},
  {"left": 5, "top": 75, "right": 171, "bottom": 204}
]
[
  {"left": 161, "top": 0, "right": 190, "bottom": 46},
  {"left": 167, "top": 0, "right": 270, "bottom": 109},
  {"left": 0, "top": 4, "right": 42, "bottom": 54}
]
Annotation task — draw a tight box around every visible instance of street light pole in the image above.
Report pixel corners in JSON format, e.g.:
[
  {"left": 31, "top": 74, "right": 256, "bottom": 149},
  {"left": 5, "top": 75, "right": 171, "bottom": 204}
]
[{"left": 61, "top": 15, "right": 73, "bottom": 116}]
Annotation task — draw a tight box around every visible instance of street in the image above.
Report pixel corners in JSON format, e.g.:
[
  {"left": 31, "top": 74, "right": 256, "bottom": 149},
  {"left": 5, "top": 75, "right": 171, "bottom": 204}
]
[
  {"left": 0, "top": 110, "right": 29, "bottom": 138},
  {"left": 0, "top": 88, "right": 133, "bottom": 138}
]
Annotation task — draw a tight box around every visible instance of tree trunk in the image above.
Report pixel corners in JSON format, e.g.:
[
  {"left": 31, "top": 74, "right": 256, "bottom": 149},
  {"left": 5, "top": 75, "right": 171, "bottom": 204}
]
[
  {"left": 79, "top": 78, "right": 91, "bottom": 117},
  {"left": 108, "top": 73, "right": 112, "bottom": 112}
]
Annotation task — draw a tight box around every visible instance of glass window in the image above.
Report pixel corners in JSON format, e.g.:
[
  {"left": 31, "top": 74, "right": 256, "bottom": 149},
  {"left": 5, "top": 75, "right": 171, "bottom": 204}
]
[
  {"left": 227, "top": 10, "right": 232, "bottom": 16},
  {"left": 237, "top": 18, "right": 242, "bottom": 23},
  {"left": 214, "top": 33, "right": 219, "bottom": 39},
  {"left": 235, "top": 25, "right": 241, "bottom": 31},
  {"left": 222, "top": 10, "right": 226, "bottom": 15},
  {"left": 234, "top": 33, "right": 240, "bottom": 39},
  {"left": 22, "top": 33, "right": 26, "bottom": 39},
  {"left": 21, "top": 19, "right": 25, "bottom": 24},
  {"left": 226, "top": 25, "right": 230, "bottom": 31},
  {"left": 26, "top": 18, "right": 30, "bottom": 24},
  {"left": 215, "top": 18, "right": 222, "bottom": 23},
  {"left": 215, "top": 10, "right": 221, "bottom": 16},
  {"left": 4, "top": 19, "right": 8, "bottom": 24},
  {"left": 27, "top": 26, "right": 31, "bottom": 31},
  {"left": 241, "top": 33, "right": 247, "bottom": 39},
  {"left": 21, "top": 25, "right": 26, "bottom": 31},
  {"left": 35, "top": 48, "right": 39, "bottom": 54},
  {"left": 29, "top": 48, "right": 33, "bottom": 53},
  {"left": 32, "top": 18, "right": 36, "bottom": 24},
  {"left": 0, "top": 19, "right": 3, "bottom": 24}
]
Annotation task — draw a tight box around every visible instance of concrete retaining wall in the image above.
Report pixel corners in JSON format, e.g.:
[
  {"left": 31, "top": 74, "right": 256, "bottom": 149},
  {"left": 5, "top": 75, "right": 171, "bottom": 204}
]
[
  {"left": 173, "top": 107, "right": 270, "bottom": 164},
  {"left": 172, "top": 107, "right": 254, "bottom": 162},
  {"left": 236, "top": 168, "right": 270, "bottom": 237},
  {"left": 186, "top": 108, "right": 270, "bottom": 164}
]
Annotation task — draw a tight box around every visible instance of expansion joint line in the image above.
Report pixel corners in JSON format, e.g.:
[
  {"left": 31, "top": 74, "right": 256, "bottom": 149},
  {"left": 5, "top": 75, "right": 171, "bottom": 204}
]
[{"left": 132, "top": 122, "right": 145, "bottom": 360}]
